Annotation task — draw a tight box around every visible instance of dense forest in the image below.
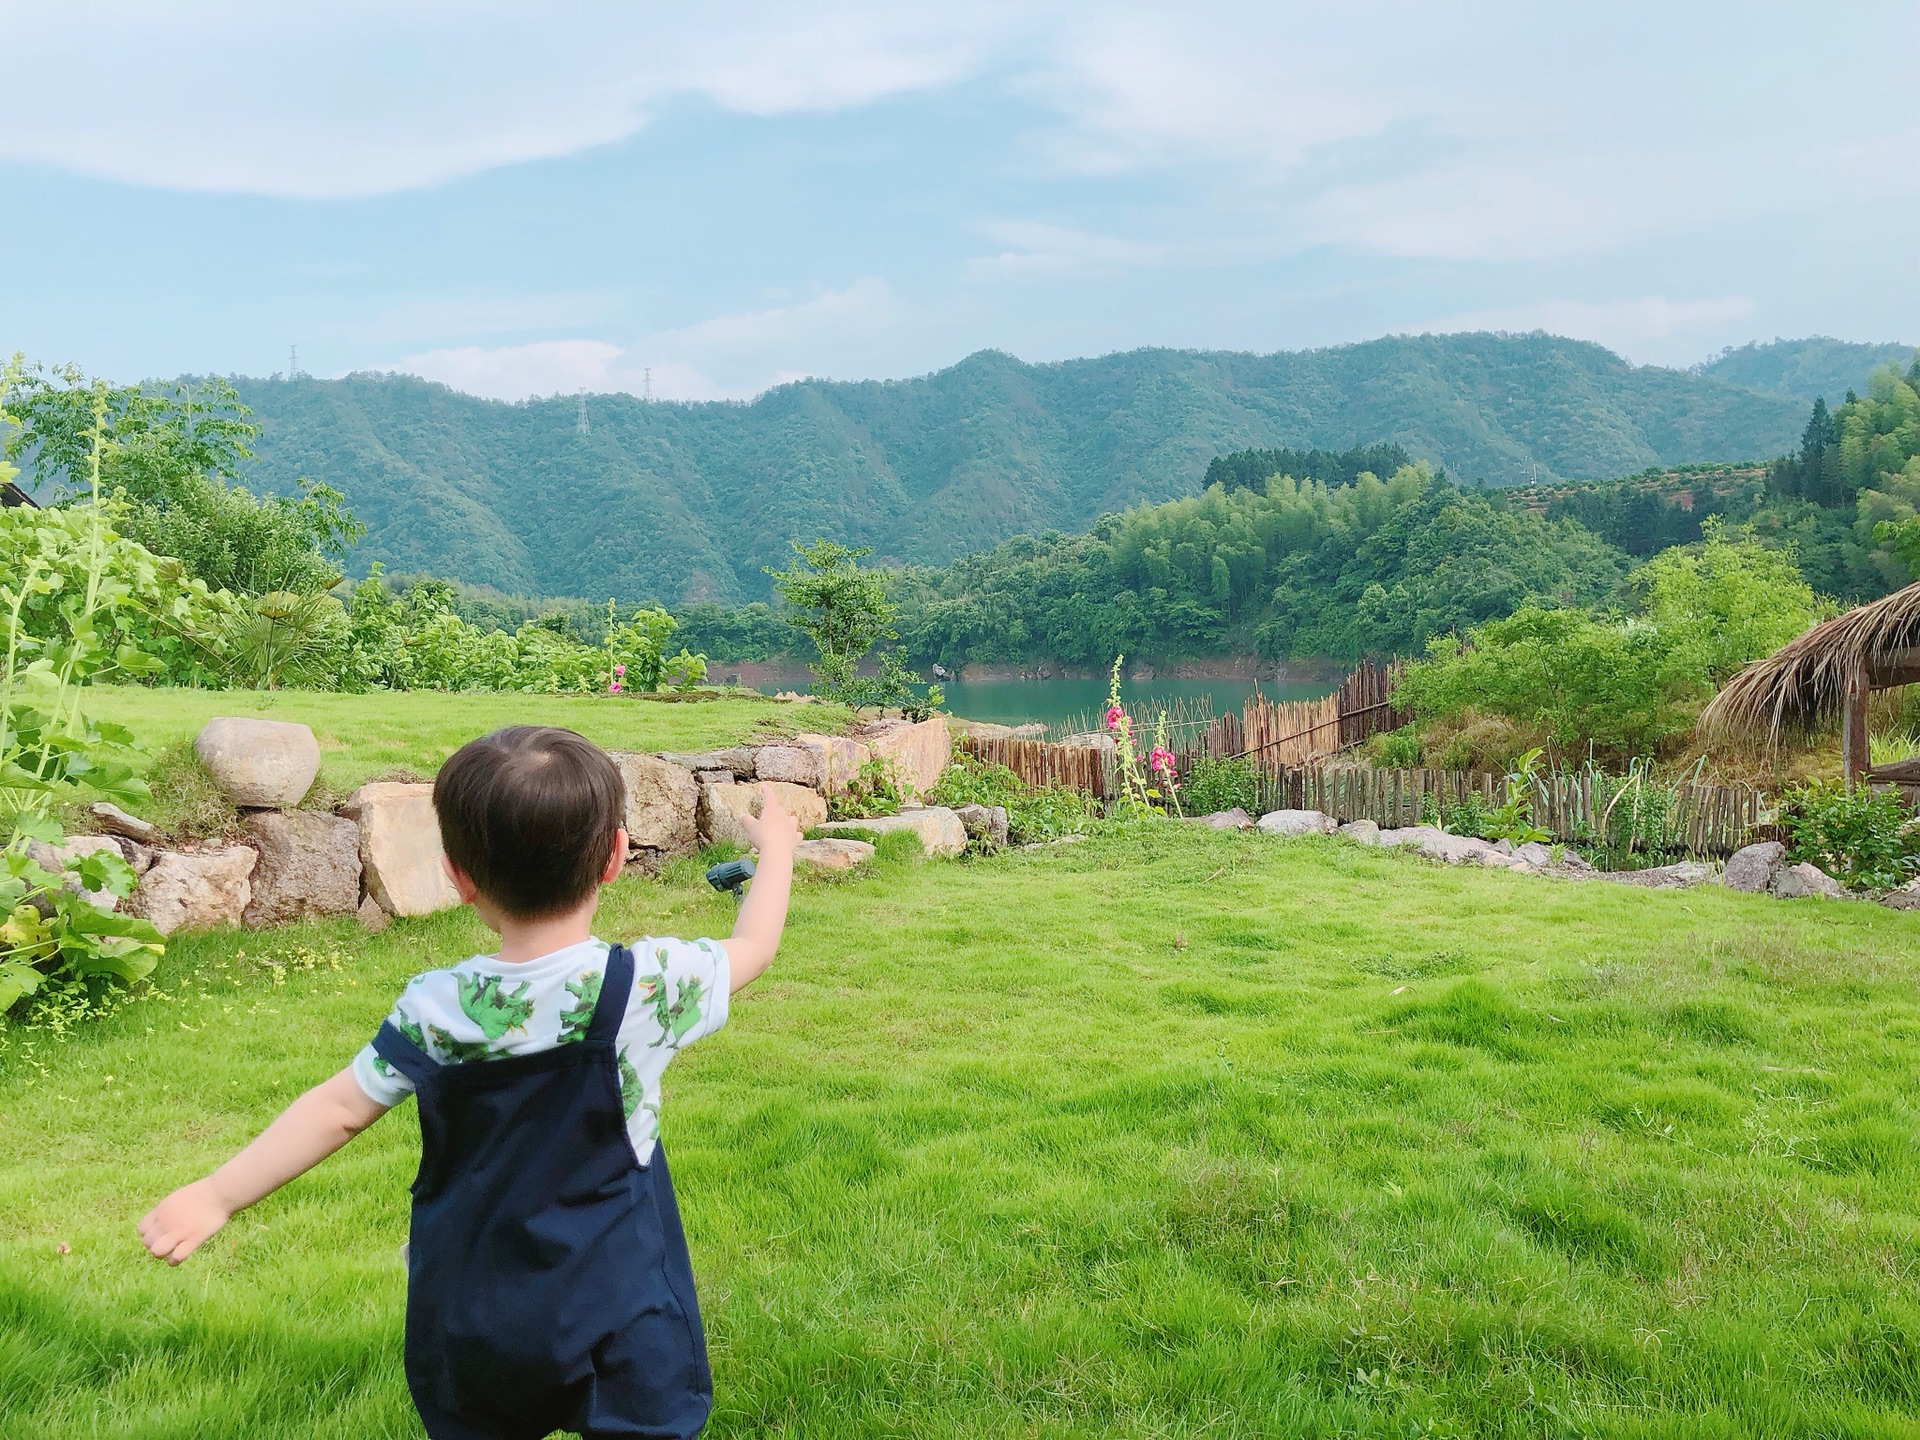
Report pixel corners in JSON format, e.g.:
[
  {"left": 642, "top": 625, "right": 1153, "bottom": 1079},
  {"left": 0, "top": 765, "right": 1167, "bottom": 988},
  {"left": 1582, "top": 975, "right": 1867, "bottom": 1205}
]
[
  {"left": 210, "top": 332, "right": 1821, "bottom": 604},
  {"left": 1694, "top": 337, "right": 1916, "bottom": 401}
]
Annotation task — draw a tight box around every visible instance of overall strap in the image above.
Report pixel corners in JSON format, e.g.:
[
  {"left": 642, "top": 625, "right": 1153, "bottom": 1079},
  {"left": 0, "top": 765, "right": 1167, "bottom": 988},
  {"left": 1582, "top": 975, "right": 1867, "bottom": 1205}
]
[
  {"left": 589, "top": 943, "right": 636, "bottom": 1044},
  {"left": 371, "top": 1018, "right": 440, "bottom": 1087}
]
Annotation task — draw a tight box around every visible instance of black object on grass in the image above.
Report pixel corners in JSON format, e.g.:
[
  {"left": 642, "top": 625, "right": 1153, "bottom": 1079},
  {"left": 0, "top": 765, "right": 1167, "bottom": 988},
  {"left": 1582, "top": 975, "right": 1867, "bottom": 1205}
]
[{"left": 705, "top": 856, "right": 756, "bottom": 900}]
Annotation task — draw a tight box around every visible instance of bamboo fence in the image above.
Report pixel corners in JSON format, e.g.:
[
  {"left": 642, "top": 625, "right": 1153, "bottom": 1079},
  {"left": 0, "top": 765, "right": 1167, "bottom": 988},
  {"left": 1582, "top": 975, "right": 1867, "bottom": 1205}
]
[{"left": 958, "top": 735, "right": 1113, "bottom": 796}]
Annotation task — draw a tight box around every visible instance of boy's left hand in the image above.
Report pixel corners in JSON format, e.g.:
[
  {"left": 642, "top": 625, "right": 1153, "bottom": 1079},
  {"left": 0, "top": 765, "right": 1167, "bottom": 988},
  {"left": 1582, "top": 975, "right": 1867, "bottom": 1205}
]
[
  {"left": 740, "top": 785, "right": 802, "bottom": 857},
  {"left": 139, "top": 1178, "right": 232, "bottom": 1264}
]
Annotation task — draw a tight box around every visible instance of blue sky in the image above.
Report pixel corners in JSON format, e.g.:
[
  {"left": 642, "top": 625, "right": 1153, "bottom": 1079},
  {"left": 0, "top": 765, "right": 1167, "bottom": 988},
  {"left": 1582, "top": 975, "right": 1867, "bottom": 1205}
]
[{"left": 3, "top": 1, "right": 1914, "bottom": 400}]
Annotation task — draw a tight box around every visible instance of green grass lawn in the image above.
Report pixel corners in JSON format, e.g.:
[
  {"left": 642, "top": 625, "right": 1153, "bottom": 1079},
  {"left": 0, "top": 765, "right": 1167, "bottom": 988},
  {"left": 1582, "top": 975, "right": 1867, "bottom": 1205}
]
[
  {"left": 77, "top": 687, "right": 849, "bottom": 832},
  {"left": 4, "top": 827, "right": 1919, "bottom": 1437}
]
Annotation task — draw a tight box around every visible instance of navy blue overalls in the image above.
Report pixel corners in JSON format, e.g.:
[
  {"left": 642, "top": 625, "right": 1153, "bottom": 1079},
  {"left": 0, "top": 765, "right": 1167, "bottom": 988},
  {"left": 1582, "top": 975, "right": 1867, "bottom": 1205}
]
[{"left": 373, "top": 944, "right": 712, "bottom": 1440}]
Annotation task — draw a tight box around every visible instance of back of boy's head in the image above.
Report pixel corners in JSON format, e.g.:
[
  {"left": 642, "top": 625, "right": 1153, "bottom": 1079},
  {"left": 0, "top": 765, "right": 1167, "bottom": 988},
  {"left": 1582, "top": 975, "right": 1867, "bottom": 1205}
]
[{"left": 434, "top": 726, "right": 626, "bottom": 919}]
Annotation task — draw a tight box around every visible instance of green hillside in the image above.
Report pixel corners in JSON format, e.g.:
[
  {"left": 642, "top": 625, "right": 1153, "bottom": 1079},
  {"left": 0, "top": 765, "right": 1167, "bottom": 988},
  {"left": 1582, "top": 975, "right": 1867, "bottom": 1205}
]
[
  {"left": 225, "top": 332, "right": 1805, "bottom": 605},
  {"left": 1696, "top": 336, "right": 1915, "bottom": 402}
]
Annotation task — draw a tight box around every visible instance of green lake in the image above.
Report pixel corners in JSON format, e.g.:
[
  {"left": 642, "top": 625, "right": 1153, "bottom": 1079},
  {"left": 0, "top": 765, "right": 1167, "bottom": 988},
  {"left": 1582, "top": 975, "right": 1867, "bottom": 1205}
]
[{"left": 930, "top": 676, "right": 1337, "bottom": 732}]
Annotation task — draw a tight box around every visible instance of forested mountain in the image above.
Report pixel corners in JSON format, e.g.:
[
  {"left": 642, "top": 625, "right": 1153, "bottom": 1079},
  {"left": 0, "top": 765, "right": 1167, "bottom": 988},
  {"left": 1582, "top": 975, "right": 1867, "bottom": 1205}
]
[
  {"left": 224, "top": 332, "right": 1807, "bottom": 605},
  {"left": 1696, "top": 337, "right": 1915, "bottom": 402}
]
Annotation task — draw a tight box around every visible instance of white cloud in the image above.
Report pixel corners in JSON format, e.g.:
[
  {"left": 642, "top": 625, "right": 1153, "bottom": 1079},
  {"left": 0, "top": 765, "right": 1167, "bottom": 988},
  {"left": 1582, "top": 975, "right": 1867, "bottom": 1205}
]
[
  {"left": 0, "top": 2, "right": 1027, "bottom": 198},
  {"left": 1417, "top": 295, "right": 1758, "bottom": 363},
  {"left": 396, "top": 278, "right": 904, "bottom": 401},
  {"left": 965, "top": 222, "right": 1166, "bottom": 279}
]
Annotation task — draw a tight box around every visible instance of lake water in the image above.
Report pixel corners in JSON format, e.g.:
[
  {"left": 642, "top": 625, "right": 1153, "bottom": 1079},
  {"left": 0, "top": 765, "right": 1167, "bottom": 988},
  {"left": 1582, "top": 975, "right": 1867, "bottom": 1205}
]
[{"left": 932, "top": 676, "right": 1337, "bottom": 732}]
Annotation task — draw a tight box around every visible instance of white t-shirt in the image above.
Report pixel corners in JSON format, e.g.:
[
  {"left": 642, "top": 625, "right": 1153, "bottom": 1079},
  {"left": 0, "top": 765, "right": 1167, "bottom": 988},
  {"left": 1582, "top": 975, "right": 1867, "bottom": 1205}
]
[{"left": 352, "top": 936, "right": 729, "bottom": 1166}]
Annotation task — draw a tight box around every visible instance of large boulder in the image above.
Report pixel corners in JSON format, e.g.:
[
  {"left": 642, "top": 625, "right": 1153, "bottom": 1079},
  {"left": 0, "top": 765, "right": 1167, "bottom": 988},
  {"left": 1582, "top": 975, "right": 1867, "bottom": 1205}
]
[
  {"left": 131, "top": 846, "right": 256, "bottom": 935},
  {"left": 792, "top": 838, "right": 876, "bottom": 871},
  {"left": 698, "top": 781, "right": 829, "bottom": 847},
  {"left": 1256, "top": 809, "right": 1337, "bottom": 837},
  {"left": 242, "top": 810, "right": 362, "bottom": 927},
  {"left": 859, "top": 716, "right": 951, "bottom": 798},
  {"left": 1376, "top": 826, "right": 1515, "bottom": 867},
  {"left": 953, "top": 803, "right": 1011, "bottom": 849},
  {"left": 25, "top": 835, "right": 126, "bottom": 910},
  {"left": 1883, "top": 879, "right": 1920, "bottom": 911},
  {"left": 1337, "top": 818, "right": 1380, "bottom": 844},
  {"left": 1721, "top": 841, "right": 1786, "bottom": 894},
  {"left": 1196, "top": 808, "right": 1256, "bottom": 831},
  {"left": 785, "top": 733, "right": 874, "bottom": 795},
  {"left": 193, "top": 717, "right": 321, "bottom": 809},
  {"left": 609, "top": 751, "right": 700, "bottom": 868},
  {"left": 1771, "top": 861, "right": 1848, "bottom": 900},
  {"left": 817, "top": 807, "right": 969, "bottom": 858},
  {"left": 340, "top": 782, "right": 462, "bottom": 917}
]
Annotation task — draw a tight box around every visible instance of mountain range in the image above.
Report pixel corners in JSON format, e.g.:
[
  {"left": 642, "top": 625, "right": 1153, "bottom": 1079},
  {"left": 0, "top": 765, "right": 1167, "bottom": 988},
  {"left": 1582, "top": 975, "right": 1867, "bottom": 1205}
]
[{"left": 227, "top": 332, "right": 1910, "bottom": 605}]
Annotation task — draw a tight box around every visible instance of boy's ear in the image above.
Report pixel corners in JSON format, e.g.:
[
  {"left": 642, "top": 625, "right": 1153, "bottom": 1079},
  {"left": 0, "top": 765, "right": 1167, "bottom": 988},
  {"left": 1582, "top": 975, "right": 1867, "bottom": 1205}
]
[
  {"left": 442, "top": 853, "right": 481, "bottom": 905},
  {"left": 601, "top": 827, "right": 629, "bottom": 883}
]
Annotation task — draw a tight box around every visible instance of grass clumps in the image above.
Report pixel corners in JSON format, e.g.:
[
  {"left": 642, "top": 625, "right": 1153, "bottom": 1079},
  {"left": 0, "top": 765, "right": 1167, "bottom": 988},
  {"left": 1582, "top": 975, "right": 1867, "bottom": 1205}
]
[{"left": 927, "top": 751, "right": 1099, "bottom": 842}]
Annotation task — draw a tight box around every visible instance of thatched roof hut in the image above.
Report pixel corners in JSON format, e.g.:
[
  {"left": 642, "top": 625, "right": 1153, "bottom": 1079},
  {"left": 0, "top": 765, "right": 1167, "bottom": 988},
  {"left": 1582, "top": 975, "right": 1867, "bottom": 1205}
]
[{"left": 1701, "top": 580, "right": 1920, "bottom": 779}]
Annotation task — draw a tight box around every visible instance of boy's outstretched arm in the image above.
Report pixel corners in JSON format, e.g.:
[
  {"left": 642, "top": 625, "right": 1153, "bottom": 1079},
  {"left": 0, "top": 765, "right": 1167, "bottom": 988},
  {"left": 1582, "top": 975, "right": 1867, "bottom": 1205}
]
[
  {"left": 138, "top": 1067, "right": 390, "bottom": 1265},
  {"left": 727, "top": 784, "right": 802, "bottom": 993}
]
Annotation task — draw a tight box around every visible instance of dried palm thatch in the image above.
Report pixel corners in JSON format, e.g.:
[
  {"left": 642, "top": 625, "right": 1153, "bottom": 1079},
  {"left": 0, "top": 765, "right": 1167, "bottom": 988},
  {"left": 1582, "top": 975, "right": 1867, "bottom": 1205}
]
[{"left": 1701, "top": 581, "right": 1920, "bottom": 745}]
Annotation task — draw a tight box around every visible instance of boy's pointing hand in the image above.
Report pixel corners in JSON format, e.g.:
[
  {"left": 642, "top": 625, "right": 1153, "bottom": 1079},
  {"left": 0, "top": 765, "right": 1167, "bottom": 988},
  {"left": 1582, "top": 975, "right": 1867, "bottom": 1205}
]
[
  {"left": 740, "top": 784, "right": 802, "bottom": 857},
  {"left": 139, "top": 1178, "right": 232, "bottom": 1265}
]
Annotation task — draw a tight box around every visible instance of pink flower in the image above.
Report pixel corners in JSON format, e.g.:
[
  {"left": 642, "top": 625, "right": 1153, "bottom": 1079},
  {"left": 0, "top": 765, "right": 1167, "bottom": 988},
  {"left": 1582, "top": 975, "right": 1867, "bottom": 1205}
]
[
  {"left": 614, "top": 663, "right": 626, "bottom": 677},
  {"left": 1105, "top": 705, "right": 1123, "bottom": 731},
  {"left": 1149, "top": 746, "right": 1176, "bottom": 777},
  {"left": 608, "top": 681, "right": 622, "bottom": 694}
]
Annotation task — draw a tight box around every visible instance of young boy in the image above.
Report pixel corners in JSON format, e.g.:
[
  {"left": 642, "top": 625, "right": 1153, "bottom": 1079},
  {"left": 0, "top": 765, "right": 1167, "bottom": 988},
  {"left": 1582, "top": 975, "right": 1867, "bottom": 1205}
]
[{"left": 138, "top": 725, "right": 801, "bottom": 1439}]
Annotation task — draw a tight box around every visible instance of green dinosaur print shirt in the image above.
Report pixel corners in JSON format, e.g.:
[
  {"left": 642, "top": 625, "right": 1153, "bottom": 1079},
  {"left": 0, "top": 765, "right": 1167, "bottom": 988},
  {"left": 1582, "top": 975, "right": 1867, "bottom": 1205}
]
[{"left": 351, "top": 936, "right": 728, "bottom": 1165}]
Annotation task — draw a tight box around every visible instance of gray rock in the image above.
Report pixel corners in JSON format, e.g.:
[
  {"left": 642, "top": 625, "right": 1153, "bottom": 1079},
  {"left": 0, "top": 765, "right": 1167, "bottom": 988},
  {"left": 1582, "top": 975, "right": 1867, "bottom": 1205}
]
[
  {"left": 1721, "top": 841, "right": 1786, "bottom": 894},
  {"left": 792, "top": 838, "right": 876, "bottom": 871},
  {"left": 339, "top": 782, "right": 461, "bottom": 918},
  {"left": 693, "top": 767, "right": 733, "bottom": 789},
  {"left": 119, "top": 840, "right": 158, "bottom": 876},
  {"left": 1605, "top": 861, "right": 1715, "bottom": 889},
  {"left": 954, "top": 803, "right": 994, "bottom": 841},
  {"left": 1771, "top": 861, "right": 1848, "bottom": 900},
  {"left": 242, "top": 810, "right": 362, "bottom": 927},
  {"left": 1195, "top": 808, "right": 1256, "bottom": 830},
  {"left": 657, "top": 747, "right": 757, "bottom": 779},
  {"left": 88, "top": 801, "right": 160, "bottom": 843},
  {"left": 1337, "top": 818, "right": 1380, "bottom": 844},
  {"left": 193, "top": 717, "right": 321, "bottom": 808},
  {"left": 753, "top": 743, "right": 826, "bottom": 789},
  {"left": 356, "top": 894, "right": 390, "bottom": 932},
  {"left": 988, "top": 805, "right": 1010, "bottom": 848},
  {"left": 1255, "top": 809, "right": 1337, "bottom": 837},
  {"left": 1513, "top": 841, "right": 1555, "bottom": 867},
  {"left": 699, "top": 781, "right": 829, "bottom": 847},
  {"left": 131, "top": 846, "right": 256, "bottom": 935},
  {"left": 858, "top": 715, "right": 951, "bottom": 798},
  {"left": 609, "top": 751, "right": 701, "bottom": 866},
  {"left": 25, "top": 835, "right": 126, "bottom": 910},
  {"left": 1882, "top": 879, "right": 1920, "bottom": 911},
  {"left": 817, "top": 807, "right": 969, "bottom": 857}
]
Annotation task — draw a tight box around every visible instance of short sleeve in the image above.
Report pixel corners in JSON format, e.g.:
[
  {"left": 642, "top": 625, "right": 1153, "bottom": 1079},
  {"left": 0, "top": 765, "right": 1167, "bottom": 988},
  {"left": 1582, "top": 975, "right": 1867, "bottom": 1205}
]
[
  {"left": 352, "top": 1039, "right": 415, "bottom": 1107},
  {"left": 626, "top": 937, "right": 730, "bottom": 1053}
]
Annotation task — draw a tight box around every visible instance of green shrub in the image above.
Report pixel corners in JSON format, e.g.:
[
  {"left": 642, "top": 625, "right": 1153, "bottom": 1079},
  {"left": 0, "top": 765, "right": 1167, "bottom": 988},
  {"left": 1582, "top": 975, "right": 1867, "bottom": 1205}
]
[
  {"left": 1780, "top": 781, "right": 1920, "bottom": 890},
  {"left": 1178, "top": 757, "right": 1259, "bottom": 815},
  {"left": 927, "top": 752, "right": 1099, "bottom": 843},
  {"left": 1368, "top": 725, "right": 1422, "bottom": 768},
  {"left": 829, "top": 759, "right": 905, "bottom": 820}
]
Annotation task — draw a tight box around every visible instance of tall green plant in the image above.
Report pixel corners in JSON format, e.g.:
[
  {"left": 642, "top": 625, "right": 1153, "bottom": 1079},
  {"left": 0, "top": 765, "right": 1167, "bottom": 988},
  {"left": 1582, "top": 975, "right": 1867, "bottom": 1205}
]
[
  {"left": 767, "top": 539, "right": 895, "bottom": 700},
  {"left": 1, "top": 368, "right": 167, "bottom": 1012}
]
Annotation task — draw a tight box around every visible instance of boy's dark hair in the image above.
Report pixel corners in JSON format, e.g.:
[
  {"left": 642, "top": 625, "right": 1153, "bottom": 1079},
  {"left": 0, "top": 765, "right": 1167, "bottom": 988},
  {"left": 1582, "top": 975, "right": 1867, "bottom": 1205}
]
[{"left": 434, "top": 726, "right": 626, "bottom": 919}]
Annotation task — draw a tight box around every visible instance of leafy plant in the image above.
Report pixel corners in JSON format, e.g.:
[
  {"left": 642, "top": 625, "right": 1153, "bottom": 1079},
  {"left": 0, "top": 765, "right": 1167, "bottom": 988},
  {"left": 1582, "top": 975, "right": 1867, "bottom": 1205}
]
[
  {"left": 1, "top": 365, "right": 166, "bottom": 1012},
  {"left": 828, "top": 758, "right": 906, "bottom": 821},
  {"left": 1439, "top": 792, "right": 1490, "bottom": 839},
  {"left": 1368, "top": 725, "right": 1423, "bottom": 768},
  {"left": 1103, "top": 656, "right": 1182, "bottom": 817},
  {"left": 1482, "top": 747, "right": 1551, "bottom": 844},
  {"left": 926, "top": 752, "right": 1100, "bottom": 844},
  {"left": 1179, "top": 757, "right": 1259, "bottom": 816},
  {"left": 838, "top": 648, "right": 943, "bottom": 719},
  {"left": 1779, "top": 781, "right": 1920, "bottom": 891},
  {"left": 766, "top": 539, "right": 896, "bottom": 701}
]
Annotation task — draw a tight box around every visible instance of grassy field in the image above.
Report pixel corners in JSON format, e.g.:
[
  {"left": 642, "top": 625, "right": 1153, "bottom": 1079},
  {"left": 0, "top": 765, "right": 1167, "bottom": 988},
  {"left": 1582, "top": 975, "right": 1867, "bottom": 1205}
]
[
  {"left": 4, "top": 822, "right": 1919, "bottom": 1437},
  {"left": 75, "top": 687, "right": 849, "bottom": 833}
]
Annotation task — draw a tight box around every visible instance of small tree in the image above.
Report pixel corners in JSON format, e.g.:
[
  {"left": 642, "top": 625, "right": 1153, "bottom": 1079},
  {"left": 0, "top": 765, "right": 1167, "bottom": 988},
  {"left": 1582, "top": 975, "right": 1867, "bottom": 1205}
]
[{"left": 766, "top": 539, "right": 896, "bottom": 700}]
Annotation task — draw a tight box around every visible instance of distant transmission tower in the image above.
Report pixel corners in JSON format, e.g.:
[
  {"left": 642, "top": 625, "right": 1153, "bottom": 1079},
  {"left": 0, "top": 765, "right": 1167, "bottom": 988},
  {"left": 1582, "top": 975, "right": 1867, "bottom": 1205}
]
[
  {"left": 576, "top": 391, "right": 590, "bottom": 435},
  {"left": 288, "top": 344, "right": 300, "bottom": 380},
  {"left": 642, "top": 366, "right": 652, "bottom": 403}
]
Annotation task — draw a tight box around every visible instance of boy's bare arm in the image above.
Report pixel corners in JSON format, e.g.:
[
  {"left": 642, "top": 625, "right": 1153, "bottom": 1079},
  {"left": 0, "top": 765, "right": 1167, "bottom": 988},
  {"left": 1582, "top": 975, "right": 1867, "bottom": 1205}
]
[
  {"left": 727, "top": 785, "right": 802, "bottom": 993},
  {"left": 138, "top": 1066, "right": 390, "bottom": 1265}
]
